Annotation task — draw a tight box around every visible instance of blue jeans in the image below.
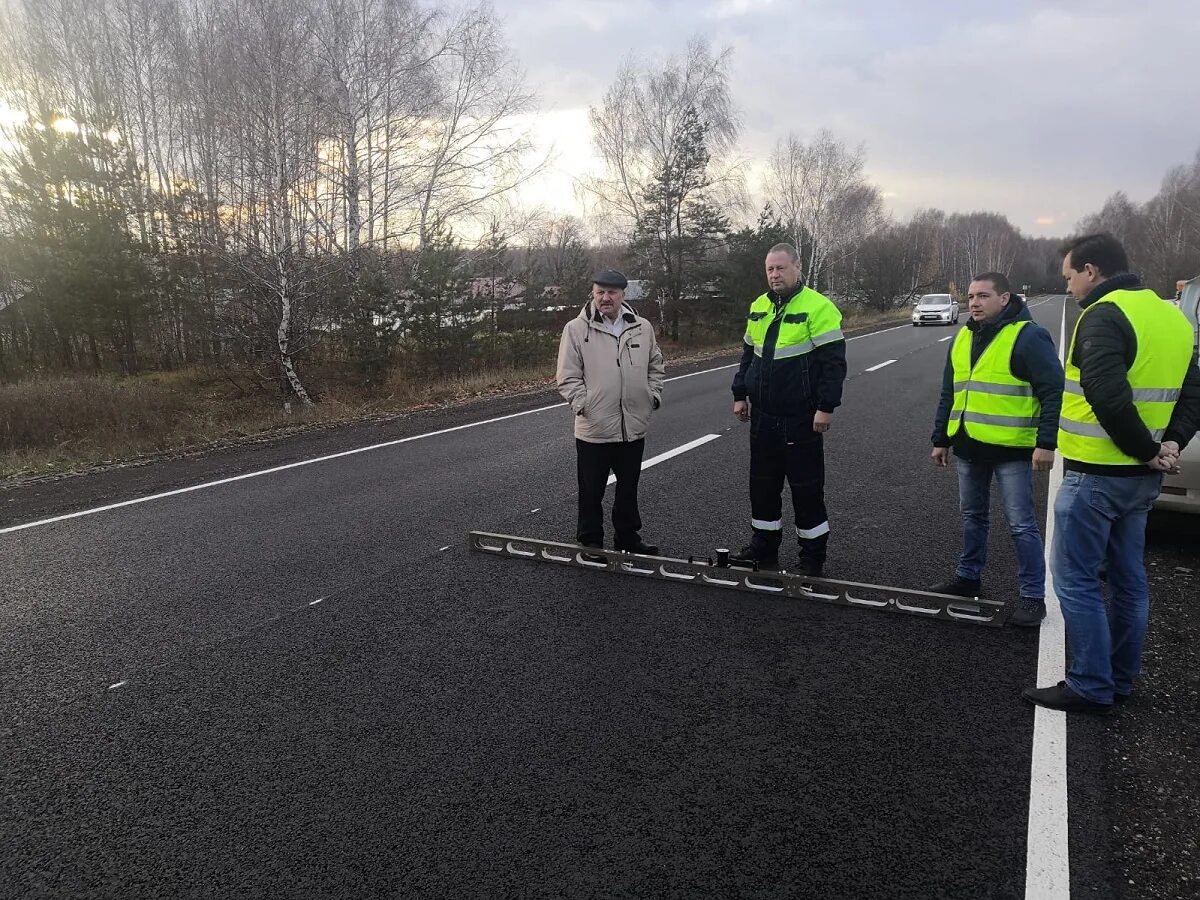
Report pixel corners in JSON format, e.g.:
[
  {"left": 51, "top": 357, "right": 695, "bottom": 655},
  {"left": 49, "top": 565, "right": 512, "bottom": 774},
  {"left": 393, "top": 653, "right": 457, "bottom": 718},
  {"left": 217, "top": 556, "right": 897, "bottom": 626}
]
[
  {"left": 956, "top": 458, "right": 1046, "bottom": 598},
  {"left": 1051, "top": 470, "right": 1162, "bottom": 703}
]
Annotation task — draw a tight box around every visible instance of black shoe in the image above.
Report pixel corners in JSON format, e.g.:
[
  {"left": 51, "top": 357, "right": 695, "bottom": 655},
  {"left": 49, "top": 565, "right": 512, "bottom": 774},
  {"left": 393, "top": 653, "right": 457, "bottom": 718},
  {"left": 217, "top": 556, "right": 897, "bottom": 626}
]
[
  {"left": 731, "top": 543, "right": 779, "bottom": 569},
  {"left": 796, "top": 558, "right": 824, "bottom": 578},
  {"left": 579, "top": 539, "right": 607, "bottom": 563},
  {"left": 1008, "top": 597, "right": 1047, "bottom": 628},
  {"left": 930, "top": 575, "right": 983, "bottom": 597},
  {"left": 614, "top": 537, "right": 659, "bottom": 556},
  {"left": 1022, "top": 681, "right": 1112, "bottom": 715}
]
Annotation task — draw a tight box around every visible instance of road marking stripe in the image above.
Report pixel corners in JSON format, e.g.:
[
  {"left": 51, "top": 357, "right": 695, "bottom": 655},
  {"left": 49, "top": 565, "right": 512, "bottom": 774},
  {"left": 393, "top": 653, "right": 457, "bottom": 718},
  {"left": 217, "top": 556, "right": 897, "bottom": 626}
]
[
  {"left": 107, "top": 680, "right": 127, "bottom": 690},
  {"left": 865, "top": 359, "right": 897, "bottom": 372},
  {"left": 606, "top": 434, "right": 721, "bottom": 486},
  {"left": 939, "top": 335, "right": 955, "bottom": 342},
  {"left": 1025, "top": 295, "right": 1070, "bottom": 899},
  {"left": 1, "top": 321, "right": 912, "bottom": 536}
]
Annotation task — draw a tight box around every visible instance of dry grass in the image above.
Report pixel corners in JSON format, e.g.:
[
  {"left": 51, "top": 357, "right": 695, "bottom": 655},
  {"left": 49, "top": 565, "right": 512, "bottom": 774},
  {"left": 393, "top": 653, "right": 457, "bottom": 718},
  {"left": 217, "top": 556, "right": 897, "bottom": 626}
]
[{"left": 0, "top": 311, "right": 909, "bottom": 479}]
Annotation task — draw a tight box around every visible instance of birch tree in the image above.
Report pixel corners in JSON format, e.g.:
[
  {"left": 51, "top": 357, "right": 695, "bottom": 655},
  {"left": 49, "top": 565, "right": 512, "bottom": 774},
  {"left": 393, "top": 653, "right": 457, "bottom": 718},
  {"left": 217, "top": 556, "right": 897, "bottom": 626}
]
[{"left": 765, "top": 129, "right": 885, "bottom": 291}]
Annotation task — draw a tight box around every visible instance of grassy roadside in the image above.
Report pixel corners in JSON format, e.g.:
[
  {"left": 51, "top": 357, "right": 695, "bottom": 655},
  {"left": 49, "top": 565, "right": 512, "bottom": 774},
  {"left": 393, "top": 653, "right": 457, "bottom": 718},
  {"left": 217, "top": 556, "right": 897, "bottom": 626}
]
[{"left": 0, "top": 308, "right": 909, "bottom": 480}]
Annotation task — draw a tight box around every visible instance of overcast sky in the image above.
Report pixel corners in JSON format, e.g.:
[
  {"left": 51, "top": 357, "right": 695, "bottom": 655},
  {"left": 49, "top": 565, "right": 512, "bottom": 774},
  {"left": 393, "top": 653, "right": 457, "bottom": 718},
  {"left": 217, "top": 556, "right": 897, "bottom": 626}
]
[{"left": 493, "top": 0, "right": 1200, "bottom": 238}]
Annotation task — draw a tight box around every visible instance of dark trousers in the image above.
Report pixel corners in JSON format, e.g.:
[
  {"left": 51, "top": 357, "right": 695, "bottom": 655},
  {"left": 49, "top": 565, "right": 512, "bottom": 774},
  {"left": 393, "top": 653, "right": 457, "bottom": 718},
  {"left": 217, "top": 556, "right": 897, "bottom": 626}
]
[
  {"left": 576, "top": 438, "right": 645, "bottom": 546},
  {"left": 749, "top": 413, "right": 829, "bottom": 561}
]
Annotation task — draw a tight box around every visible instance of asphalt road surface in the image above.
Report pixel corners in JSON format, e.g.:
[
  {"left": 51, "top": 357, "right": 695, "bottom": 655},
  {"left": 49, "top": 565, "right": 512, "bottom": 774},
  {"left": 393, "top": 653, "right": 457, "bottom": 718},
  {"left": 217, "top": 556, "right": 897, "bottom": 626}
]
[{"left": 2, "top": 297, "right": 1197, "bottom": 899}]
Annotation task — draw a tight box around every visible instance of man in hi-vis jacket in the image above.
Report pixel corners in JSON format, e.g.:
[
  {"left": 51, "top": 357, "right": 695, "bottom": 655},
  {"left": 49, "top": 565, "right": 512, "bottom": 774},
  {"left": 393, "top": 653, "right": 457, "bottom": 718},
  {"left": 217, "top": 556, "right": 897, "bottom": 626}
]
[
  {"left": 556, "top": 270, "right": 665, "bottom": 555},
  {"left": 731, "top": 243, "right": 847, "bottom": 576}
]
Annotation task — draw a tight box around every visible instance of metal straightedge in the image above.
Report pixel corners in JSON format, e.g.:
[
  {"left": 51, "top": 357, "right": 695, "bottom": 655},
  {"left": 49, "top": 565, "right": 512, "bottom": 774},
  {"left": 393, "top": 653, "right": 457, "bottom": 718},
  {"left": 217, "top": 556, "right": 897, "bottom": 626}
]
[{"left": 468, "top": 531, "right": 1010, "bottom": 627}]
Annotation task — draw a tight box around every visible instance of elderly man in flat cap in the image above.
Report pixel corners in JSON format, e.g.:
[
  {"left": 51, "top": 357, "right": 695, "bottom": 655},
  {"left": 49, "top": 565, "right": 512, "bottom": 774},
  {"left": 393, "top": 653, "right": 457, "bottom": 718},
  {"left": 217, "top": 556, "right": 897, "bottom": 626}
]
[{"left": 556, "top": 269, "right": 665, "bottom": 555}]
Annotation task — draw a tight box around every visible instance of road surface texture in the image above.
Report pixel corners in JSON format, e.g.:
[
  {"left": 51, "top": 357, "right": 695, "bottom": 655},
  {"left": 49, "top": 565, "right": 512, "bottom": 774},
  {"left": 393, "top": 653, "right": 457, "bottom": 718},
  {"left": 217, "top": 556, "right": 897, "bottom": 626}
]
[{"left": 2, "top": 298, "right": 1196, "bottom": 898}]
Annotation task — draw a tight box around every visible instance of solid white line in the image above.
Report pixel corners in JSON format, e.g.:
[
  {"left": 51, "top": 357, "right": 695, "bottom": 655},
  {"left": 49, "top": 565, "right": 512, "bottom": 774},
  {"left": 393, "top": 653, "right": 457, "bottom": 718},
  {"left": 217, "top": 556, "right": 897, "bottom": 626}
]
[
  {"left": 0, "top": 402, "right": 568, "bottom": 535},
  {"left": 864, "top": 359, "right": 897, "bottom": 372},
  {"left": 847, "top": 321, "right": 913, "bottom": 342},
  {"left": 2, "top": 321, "right": 911, "bottom": 536},
  {"left": 1025, "top": 296, "right": 1070, "bottom": 899},
  {"left": 606, "top": 433, "right": 721, "bottom": 486},
  {"left": 939, "top": 335, "right": 955, "bottom": 342}
]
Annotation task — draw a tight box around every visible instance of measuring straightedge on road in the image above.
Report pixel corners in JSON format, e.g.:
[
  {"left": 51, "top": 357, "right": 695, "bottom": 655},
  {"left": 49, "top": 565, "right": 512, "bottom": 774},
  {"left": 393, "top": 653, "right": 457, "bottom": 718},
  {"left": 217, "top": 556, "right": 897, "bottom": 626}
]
[{"left": 468, "top": 531, "right": 1011, "bottom": 626}]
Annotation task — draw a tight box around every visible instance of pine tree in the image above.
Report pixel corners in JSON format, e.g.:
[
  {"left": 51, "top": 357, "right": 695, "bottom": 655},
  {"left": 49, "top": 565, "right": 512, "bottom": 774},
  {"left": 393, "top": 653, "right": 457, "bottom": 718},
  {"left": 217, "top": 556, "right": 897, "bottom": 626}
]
[{"left": 631, "top": 106, "right": 729, "bottom": 342}]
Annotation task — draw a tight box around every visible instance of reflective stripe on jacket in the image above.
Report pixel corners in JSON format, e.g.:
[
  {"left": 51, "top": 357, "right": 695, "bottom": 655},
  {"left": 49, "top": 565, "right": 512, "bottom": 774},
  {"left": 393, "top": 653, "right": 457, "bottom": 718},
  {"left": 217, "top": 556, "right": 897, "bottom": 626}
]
[
  {"left": 1058, "top": 288, "right": 1193, "bottom": 465},
  {"left": 946, "top": 320, "right": 1039, "bottom": 447},
  {"left": 744, "top": 287, "right": 844, "bottom": 358}
]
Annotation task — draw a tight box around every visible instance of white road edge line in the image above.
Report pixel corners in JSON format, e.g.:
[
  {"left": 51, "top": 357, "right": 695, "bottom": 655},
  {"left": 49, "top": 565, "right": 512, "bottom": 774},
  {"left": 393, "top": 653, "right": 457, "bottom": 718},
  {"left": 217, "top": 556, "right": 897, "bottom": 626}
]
[
  {"left": 1025, "top": 296, "right": 1070, "bottom": 899},
  {"left": 606, "top": 434, "right": 721, "bottom": 486},
  {"left": 864, "top": 359, "right": 897, "bottom": 372},
  {"left": 1, "top": 322, "right": 910, "bottom": 536},
  {"left": 939, "top": 335, "right": 955, "bottom": 342}
]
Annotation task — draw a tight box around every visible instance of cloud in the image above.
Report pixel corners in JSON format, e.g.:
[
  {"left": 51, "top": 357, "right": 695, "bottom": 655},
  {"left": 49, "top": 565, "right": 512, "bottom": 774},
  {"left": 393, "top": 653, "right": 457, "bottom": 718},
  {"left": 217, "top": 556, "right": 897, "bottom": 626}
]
[
  {"left": 704, "top": 0, "right": 778, "bottom": 20},
  {"left": 491, "top": 0, "right": 1200, "bottom": 237}
]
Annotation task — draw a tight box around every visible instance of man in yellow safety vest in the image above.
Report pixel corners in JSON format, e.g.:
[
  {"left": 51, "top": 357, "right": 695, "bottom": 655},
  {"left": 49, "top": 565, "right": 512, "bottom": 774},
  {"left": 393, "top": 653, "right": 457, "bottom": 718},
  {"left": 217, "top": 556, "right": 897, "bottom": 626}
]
[
  {"left": 1024, "top": 234, "right": 1200, "bottom": 714},
  {"left": 930, "top": 272, "right": 1064, "bottom": 626}
]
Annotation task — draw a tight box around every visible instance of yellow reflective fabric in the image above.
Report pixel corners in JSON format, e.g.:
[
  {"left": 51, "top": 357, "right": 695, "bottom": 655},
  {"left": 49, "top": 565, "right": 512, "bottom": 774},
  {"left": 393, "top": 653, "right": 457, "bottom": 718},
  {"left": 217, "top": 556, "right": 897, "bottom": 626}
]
[
  {"left": 1058, "top": 289, "right": 1193, "bottom": 464},
  {"left": 946, "top": 320, "right": 1039, "bottom": 447},
  {"left": 744, "top": 287, "right": 843, "bottom": 359}
]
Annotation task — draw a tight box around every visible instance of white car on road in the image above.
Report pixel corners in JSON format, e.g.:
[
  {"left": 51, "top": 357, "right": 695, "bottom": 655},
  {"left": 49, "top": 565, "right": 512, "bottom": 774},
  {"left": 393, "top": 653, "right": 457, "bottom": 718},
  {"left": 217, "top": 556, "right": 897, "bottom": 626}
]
[{"left": 912, "top": 293, "right": 960, "bottom": 327}]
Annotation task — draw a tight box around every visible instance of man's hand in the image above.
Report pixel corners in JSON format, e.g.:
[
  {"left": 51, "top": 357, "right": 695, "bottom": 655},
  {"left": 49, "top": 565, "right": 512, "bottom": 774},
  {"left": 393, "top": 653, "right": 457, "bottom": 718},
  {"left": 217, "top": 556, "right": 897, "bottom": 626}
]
[
  {"left": 931, "top": 446, "right": 950, "bottom": 467},
  {"left": 733, "top": 400, "right": 750, "bottom": 422},
  {"left": 813, "top": 410, "right": 833, "bottom": 433},
  {"left": 1032, "top": 448, "right": 1055, "bottom": 472},
  {"left": 1148, "top": 441, "right": 1181, "bottom": 474}
]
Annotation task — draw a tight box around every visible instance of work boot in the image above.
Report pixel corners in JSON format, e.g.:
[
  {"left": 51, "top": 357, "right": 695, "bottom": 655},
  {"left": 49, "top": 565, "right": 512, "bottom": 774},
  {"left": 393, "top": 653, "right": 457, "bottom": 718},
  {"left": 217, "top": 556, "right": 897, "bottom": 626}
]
[
  {"left": 796, "top": 557, "right": 824, "bottom": 578},
  {"left": 615, "top": 535, "right": 659, "bottom": 556},
  {"left": 930, "top": 575, "right": 983, "bottom": 597},
  {"left": 731, "top": 537, "right": 779, "bottom": 569},
  {"left": 1008, "top": 597, "right": 1047, "bottom": 628},
  {"left": 797, "top": 533, "right": 828, "bottom": 578},
  {"left": 579, "top": 538, "right": 607, "bottom": 563}
]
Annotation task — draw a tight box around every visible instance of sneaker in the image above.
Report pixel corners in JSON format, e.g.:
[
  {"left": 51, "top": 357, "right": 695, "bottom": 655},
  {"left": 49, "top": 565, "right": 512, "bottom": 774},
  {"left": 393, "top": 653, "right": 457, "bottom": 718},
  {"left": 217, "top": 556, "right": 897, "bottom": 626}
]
[
  {"left": 614, "top": 537, "right": 660, "bottom": 556},
  {"left": 730, "top": 543, "right": 779, "bottom": 569},
  {"left": 1008, "top": 597, "right": 1047, "bottom": 628},
  {"left": 929, "top": 575, "right": 982, "bottom": 597},
  {"left": 1022, "top": 681, "right": 1112, "bottom": 715}
]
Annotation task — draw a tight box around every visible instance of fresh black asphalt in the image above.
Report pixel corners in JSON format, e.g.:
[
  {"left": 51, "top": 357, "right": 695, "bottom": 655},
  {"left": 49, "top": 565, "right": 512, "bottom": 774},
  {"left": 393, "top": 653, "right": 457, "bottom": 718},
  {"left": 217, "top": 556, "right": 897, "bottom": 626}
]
[{"left": 2, "top": 299, "right": 1196, "bottom": 898}]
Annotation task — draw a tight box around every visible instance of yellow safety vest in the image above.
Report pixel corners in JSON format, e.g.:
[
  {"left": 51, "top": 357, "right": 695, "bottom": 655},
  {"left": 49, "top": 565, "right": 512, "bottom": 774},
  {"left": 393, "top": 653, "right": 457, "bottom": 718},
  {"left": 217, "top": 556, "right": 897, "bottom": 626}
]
[
  {"left": 946, "top": 320, "right": 1039, "bottom": 447},
  {"left": 743, "top": 286, "right": 843, "bottom": 360},
  {"left": 1058, "top": 289, "right": 1193, "bottom": 465}
]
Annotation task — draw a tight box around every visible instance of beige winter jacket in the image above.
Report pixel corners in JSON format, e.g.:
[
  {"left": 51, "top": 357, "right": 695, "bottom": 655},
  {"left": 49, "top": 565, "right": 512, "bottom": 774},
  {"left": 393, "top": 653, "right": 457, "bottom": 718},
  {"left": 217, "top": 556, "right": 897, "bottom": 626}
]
[{"left": 556, "top": 302, "right": 665, "bottom": 443}]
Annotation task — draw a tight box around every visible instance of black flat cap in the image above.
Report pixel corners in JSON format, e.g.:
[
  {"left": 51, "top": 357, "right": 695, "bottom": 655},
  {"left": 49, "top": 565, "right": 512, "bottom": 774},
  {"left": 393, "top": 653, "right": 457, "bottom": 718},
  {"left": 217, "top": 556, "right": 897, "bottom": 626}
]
[{"left": 592, "top": 269, "right": 628, "bottom": 289}]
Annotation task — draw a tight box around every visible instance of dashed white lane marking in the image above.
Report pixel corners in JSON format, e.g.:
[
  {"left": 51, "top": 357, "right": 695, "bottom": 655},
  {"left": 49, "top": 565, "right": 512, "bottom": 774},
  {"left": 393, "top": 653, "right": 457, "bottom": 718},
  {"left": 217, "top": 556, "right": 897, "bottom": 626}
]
[
  {"left": 939, "top": 335, "right": 955, "bottom": 342},
  {"left": 1026, "top": 295, "right": 1069, "bottom": 899},
  {"left": 438, "top": 546, "right": 451, "bottom": 552},
  {"left": 108, "top": 680, "right": 127, "bottom": 690},
  {"left": 530, "top": 508, "right": 541, "bottom": 513},
  {"left": 864, "top": 359, "right": 897, "bottom": 372},
  {"left": 606, "top": 434, "right": 721, "bottom": 486},
  {"left": 309, "top": 597, "right": 325, "bottom": 606},
  {"left": 0, "top": 321, "right": 914, "bottom": 536}
]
